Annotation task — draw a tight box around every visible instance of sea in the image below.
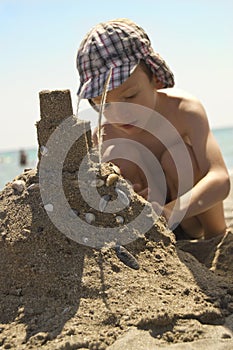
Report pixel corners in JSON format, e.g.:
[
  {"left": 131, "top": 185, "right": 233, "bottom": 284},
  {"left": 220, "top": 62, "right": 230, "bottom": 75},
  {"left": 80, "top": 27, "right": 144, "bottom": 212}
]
[{"left": 0, "top": 127, "right": 233, "bottom": 191}]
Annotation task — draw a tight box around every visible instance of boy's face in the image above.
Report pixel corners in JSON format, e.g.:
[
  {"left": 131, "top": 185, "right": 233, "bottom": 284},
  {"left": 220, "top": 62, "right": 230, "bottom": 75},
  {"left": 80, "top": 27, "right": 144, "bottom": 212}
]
[{"left": 92, "top": 65, "right": 161, "bottom": 135}]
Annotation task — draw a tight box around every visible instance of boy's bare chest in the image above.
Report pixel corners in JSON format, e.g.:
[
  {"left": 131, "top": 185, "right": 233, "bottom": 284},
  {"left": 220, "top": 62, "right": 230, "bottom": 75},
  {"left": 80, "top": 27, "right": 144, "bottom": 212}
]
[
  {"left": 102, "top": 121, "right": 188, "bottom": 161},
  {"left": 126, "top": 128, "right": 186, "bottom": 161}
]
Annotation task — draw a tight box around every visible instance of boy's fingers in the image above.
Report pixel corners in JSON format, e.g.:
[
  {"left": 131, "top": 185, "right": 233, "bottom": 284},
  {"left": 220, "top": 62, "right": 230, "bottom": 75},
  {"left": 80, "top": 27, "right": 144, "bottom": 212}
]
[
  {"left": 138, "top": 187, "right": 149, "bottom": 200},
  {"left": 132, "top": 183, "right": 142, "bottom": 192},
  {"left": 132, "top": 184, "right": 150, "bottom": 200}
]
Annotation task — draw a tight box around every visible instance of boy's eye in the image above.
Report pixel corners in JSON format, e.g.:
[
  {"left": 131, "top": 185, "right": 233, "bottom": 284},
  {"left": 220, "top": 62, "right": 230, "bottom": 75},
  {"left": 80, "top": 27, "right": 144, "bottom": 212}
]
[{"left": 126, "top": 93, "right": 137, "bottom": 99}]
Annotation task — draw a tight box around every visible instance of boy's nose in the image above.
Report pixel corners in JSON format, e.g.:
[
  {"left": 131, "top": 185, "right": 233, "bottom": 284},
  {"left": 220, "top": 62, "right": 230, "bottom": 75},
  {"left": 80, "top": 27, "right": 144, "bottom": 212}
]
[{"left": 104, "top": 102, "right": 132, "bottom": 122}]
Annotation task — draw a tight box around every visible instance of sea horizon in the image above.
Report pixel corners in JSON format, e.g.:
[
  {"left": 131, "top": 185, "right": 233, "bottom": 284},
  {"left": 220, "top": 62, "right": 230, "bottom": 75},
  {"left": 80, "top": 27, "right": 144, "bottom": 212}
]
[{"left": 0, "top": 125, "right": 233, "bottom": 190}]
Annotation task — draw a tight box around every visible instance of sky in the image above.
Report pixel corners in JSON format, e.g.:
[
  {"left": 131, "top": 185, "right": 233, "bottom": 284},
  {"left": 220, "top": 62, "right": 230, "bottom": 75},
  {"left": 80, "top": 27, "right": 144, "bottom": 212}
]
[{"left": 0, "top": 0, "right": 233, "bottom": 151}]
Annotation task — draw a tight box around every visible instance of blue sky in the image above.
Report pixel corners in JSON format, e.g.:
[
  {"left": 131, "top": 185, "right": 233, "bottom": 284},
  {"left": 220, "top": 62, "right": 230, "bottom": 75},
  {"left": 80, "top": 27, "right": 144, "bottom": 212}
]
[{"left": 0, "top": 0, "right": 233, "bottom": 151}]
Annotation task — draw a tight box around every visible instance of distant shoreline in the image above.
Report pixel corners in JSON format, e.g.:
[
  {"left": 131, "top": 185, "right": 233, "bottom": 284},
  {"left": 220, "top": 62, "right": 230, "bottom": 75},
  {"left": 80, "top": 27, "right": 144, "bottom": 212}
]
[{"left": 0, "top": 125, "right": 232, "bottom": 154}]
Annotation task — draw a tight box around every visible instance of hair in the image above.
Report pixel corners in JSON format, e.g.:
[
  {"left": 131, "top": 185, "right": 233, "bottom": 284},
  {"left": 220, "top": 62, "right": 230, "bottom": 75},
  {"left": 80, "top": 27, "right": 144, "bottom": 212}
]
[{"left": 139, "top": 60, "right": 154, "bottom": 81}]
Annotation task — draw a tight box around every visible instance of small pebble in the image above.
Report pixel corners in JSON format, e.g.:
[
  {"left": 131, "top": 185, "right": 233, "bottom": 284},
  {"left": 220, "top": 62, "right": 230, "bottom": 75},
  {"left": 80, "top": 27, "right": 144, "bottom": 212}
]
[
  {"left": 44, "top": 203, "right": 53, "bottom": 212},
  {"left": 85, "top": 213, "right": 95, "bottom": 224},
  {"left": 115, "top": 188, "right": 130, "bottom": 206},
  {"left": 12, "top": 180, "right": 25, "bottom": 193},
  {"left": 115, "top": 245, "right": 139, "bottom": 270},
  {"left": 40, "top": 146, "right": 48, "bottom": 156},
  {"left": 90, "top": 179, "right": 104, "bottom": 187},
  {"left": 0, "top": 211, "right": 6, "bottom": 219},
  {"left": 116, "top": 215, "right": 124, "bottom": 224}
]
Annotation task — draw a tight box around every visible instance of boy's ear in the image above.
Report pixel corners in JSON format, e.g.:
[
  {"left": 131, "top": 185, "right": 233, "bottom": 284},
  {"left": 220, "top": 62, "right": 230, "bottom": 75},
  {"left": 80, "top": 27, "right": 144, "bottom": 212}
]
[{"left": 153, "top": 75, "right": 164, "bottom": 89}]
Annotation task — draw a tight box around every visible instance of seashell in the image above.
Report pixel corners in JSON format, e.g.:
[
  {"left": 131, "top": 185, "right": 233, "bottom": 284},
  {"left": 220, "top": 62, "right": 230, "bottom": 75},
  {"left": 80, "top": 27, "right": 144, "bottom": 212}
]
[
  {"left": 99, "top": 194, "right": 111, "bottom": 212},
  {"left": 40, "top": 146, "right": 48, "bottom": 156},
  {"left": 82, "top": 236, "right": 89, "bottom": 244},
  {"left": 90, "top": 179, "right": 105, "bottom": 188},
  {"left": 27, "top": 183, "right": 40, "bottom": 191},
  {"left": 115, "top": 245, "right": 139, "bottom": 270},
  {"left": 115, "top": 215, "right": 124, "bottom": 224},
  {"left": 12, "top": 180, "right": 25, "bottom": 193},
  {"left": 22, "top": 229, "right": 30, "bottom": 235},
  {"left": 85, "top": 212, "right": 95, "bottom": 224},
  {"left": 44, "top": 203, "right": 53, "bottom": 212},
  {"left": 110, "top": 164, "right": 121, "bottom": 175},
  {"left": 115, "top": 188, "right": 130, "bottom": 206},
  {"left": 1, "top": 231, "right": 7, "bottom": 239},
  {"left": 69, "top": 209, "right": 79, "bottom": 218},
  {"left": 106, "top": 173, "right": 118, "bottom": 187},
  {"left": 23, "top": 168, "right": 32, "bottom": 173}
]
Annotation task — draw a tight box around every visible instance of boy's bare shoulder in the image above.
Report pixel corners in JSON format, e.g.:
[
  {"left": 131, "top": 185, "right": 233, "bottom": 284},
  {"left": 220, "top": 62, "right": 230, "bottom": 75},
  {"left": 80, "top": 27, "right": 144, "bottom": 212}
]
[{"left": 160, "top": 88, "right": 208, "bottom": 127}]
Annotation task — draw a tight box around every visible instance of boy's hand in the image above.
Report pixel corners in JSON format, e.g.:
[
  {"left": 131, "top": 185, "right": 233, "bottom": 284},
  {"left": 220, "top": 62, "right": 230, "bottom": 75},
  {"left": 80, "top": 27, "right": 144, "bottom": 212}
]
[
  {"left": 132, "top": 183, "right": 172, "bottom": 223},
  {"left": 151, "top": 201, "right": 172, "bottom": 223}
]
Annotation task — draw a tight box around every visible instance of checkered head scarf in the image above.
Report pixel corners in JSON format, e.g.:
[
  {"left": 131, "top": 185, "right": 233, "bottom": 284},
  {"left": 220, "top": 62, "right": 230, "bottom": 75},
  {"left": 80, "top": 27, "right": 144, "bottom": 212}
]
[{"left": 76, "top": 18, "right": 175, "bottom": 103}]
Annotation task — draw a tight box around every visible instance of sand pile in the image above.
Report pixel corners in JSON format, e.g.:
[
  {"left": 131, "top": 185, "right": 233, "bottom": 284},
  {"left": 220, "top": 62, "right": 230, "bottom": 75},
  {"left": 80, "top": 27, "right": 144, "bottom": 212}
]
[{"left": 0, "top": 90, "right": 233, "bottom": 350}]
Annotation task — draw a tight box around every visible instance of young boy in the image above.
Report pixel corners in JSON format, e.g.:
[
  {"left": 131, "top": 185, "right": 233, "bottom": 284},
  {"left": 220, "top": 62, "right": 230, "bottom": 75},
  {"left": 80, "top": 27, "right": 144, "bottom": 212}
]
[{"left": 76, "top": 18, "right": 230, "bottom": 240}]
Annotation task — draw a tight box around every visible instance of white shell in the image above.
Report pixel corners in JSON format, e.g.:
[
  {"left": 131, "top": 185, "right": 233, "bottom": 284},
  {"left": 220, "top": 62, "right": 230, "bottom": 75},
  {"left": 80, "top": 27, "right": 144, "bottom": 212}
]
[
  {"left": 115, "top": 188, "right": 130, "bottom": 206},
  {"left": 85, "top": 212, "right": 95, "bottom": 224},
  {"left": 106, "top": 173, "right": 118, "bottom": 186},
  {"left": 22, "top": 229, "right": 30, "bottom": 235},
  {"left": 90, "top": 179, "right": 105, "bottom": 187},
  {"left": 44, "top": 203, "right": 54, "bottom": 212},
  {"left": 99, "top": 195, "right": 111, "bottom": 212},
  {"left": 1, "top": 232, "right": 7, "bottom": 238},
  {"left": 111, "top": 164, "right": 121, "bottom": 175},
  {"left": 12, "top": 180, "right": 25, "bottom": 193},
  {"left": 27, "top": 183, "right": 40, "bottom": 191},
  {"left": 116, "top": 215, "right": 124, "bottom": 224},
  {"left": 40, "top": 146, "right": 48, "bottom": 156},
  {"left": 82, "top": 236, "right": 89, "bottom": 244}
]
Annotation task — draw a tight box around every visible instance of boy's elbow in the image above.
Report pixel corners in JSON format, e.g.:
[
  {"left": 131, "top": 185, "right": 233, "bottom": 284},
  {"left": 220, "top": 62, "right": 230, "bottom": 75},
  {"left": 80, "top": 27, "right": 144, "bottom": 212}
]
[{"left": 220, "top": 172, "right": 231, "bottom": 200}]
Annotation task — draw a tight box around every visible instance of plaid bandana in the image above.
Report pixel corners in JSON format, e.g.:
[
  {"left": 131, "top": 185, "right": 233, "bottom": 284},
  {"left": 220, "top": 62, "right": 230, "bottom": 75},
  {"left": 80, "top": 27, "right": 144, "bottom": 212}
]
[{"left": 76, "top": 18, "right": 175, "bottom": 100}]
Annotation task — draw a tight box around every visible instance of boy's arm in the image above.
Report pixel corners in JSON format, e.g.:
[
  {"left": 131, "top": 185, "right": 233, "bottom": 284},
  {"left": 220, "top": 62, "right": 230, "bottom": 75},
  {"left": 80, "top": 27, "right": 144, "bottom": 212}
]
[{"left": 163, "top": 100, "right": 230, "bottom": 225}]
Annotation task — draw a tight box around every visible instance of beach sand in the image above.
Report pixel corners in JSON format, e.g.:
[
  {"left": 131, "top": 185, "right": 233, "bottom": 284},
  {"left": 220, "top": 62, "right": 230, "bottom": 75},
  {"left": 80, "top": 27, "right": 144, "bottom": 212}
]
[{"left": 0, "top": 90, "right": 233, "bottom": 350}]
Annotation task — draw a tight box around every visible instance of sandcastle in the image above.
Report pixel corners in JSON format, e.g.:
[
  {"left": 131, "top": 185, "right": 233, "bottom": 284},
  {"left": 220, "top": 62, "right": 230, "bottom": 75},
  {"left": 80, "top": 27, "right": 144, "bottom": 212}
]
[
  {"left": 36, "top": 89, "right": 169, "bottom": 252},
  {"left": 0, "top": 90, "right": 233, "bottom": 349}
]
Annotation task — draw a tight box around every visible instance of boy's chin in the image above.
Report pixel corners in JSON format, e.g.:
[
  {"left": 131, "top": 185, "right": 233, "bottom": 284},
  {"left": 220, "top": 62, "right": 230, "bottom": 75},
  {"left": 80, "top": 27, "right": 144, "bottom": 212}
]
[{"left": 118, "top": 124, "right": 144, "bottom": 135}]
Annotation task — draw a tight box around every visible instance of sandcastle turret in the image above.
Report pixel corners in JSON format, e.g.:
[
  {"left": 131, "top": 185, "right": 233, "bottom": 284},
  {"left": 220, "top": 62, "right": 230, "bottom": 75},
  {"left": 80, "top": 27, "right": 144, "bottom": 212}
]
[{"left": 36, "top": 89, "right": 92, "bottom": 172}]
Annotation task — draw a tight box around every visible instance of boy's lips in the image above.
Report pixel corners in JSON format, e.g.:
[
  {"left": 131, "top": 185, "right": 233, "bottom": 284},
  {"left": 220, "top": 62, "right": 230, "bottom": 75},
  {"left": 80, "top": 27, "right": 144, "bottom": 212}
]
[{"left": 120, "top": 121, "right": 137, "bottom": 129}]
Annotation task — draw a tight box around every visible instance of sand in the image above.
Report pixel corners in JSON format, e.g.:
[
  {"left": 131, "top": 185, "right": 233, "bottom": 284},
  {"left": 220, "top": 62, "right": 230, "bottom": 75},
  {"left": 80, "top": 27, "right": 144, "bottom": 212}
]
[{"left": 0, "top": 90, "right": 233, "bottom": 350}]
